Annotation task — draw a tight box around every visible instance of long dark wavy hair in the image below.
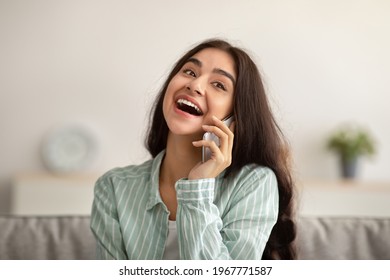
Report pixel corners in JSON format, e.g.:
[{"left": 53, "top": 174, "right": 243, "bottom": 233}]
[{"left": 145, "top": 38, "right": 296, "bottom": 259}]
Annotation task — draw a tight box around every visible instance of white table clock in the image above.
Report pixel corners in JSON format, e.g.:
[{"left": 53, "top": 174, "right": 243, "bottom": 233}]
[{"left": 41, "top": 124, "right": 99, "bottom": 174}]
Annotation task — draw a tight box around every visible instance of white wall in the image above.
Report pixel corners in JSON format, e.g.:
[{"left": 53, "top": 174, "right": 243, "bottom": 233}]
[{"left": 1, "top": 0, "right": 390, "bottom": 212}]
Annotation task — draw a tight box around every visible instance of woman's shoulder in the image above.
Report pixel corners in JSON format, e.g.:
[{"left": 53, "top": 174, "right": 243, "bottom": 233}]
[
  {"left": 219, "top": 164, "right": 277, "bottom": 197},
  {"left": 216, "top": 164, "right": 278, "bottom": 211},
  {"left": 224, "top": 164, "right": 279, "bottom": 195},
  {"left": 236, "top": 164, "right": 277, "bottom": 183}
]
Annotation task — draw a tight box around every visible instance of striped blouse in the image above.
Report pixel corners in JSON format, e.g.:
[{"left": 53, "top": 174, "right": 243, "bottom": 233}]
[{"left": 90, "top": 150, "right": 279, "bottom": 260}]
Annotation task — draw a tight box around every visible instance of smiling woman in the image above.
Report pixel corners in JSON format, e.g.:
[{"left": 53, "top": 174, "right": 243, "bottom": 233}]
[
  {"left": 162, "top": 47, "right": 235, "bottom": 139},
  {"left": 90, "top": 38, "right": 296, "bottom": 260}
]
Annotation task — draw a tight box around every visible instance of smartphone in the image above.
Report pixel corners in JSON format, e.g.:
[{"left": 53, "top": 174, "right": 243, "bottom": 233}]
[{"left": 202, "top": 115, "right": 234, "bottom": 163}]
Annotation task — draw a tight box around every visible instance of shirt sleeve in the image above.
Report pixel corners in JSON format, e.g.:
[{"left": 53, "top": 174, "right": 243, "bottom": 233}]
[
  {"left": 175, "top": 166, "right": 279, "bottom": 260},
  {"left": 90, "top": 175, "right": 128, "bottom": 260}
]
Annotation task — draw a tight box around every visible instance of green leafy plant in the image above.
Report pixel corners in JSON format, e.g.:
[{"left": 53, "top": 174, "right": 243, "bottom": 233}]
[{"left": 326, "top": 125, "right": 376, "bottom": 162}]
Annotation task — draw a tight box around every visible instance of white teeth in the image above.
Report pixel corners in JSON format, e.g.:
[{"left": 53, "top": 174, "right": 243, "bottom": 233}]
[{"left": 177, "top": 98, "right": 202, "bottom": 114}]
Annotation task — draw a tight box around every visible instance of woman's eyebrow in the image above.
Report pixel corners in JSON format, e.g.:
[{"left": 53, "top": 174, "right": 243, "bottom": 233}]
[
  {"left": 214, "top": 68, "right": 236, "bottom": 85},
  {"left": 186, "top": 57, "right": 236, "bottom": 85},
  {"left": 187, "top": 57, "right": 202, "bottom": 67}
]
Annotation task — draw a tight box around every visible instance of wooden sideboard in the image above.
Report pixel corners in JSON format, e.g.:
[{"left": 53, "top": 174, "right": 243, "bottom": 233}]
[
  {"left": 10, "top": 173, "right": 390, "bottom": 217},
  {"left": 10, "top": 173, "right": 99, "bottom": 215},
  {"left": 297, "top": 180, "right": 390, "bottom": 217}
]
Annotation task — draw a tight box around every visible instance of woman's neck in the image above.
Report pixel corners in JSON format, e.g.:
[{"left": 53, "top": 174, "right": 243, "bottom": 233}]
[{"left": 160, "top": 133, "right": 202, "bottom": 186}]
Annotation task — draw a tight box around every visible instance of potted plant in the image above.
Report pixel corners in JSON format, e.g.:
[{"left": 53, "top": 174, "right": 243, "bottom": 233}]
[{"left": 326, "top": 124, "right": 376, "bottom": 179}]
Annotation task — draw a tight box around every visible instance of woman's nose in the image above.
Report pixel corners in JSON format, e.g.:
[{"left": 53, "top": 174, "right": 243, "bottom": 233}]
[{"left": 186, "top": 79, "right": 205, "bottom": 96}]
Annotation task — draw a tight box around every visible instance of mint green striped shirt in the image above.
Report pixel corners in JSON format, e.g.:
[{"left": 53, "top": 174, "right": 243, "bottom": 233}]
[{"left": 90, "top": 150, "right": 278, "bottom": 260}]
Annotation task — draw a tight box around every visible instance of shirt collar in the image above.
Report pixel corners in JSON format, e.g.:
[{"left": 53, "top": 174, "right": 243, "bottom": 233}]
[{"left": 146, "top": 150, "right": 166, "bottom": 210}]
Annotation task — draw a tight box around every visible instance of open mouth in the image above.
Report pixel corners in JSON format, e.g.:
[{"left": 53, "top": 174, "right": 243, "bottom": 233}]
[{"left": 176, "top": 98, "right": 203, "bottom": 116}]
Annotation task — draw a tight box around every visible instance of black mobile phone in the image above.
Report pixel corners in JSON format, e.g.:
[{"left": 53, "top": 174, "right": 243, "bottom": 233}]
[{"left": 202, "top": 115, "right": 234, "bottom": 163}]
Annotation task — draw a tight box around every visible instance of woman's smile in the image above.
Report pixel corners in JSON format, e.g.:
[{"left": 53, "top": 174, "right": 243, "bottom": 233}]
[{"left": 175, "top": 95, "right": 204, "bottom": 117}]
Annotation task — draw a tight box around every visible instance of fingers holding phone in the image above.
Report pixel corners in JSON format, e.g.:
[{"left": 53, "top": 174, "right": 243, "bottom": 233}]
[
  {"left": 203, "top": 115, "right": 234, "bottom": 161},
  {"left": 189, "top": 115, "right": 235, "bottom": 179}
]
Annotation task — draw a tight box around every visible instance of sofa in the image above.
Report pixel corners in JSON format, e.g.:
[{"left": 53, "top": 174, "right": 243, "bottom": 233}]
[{"left": 1, "top": 215, "right": 390, "bottom": 260}]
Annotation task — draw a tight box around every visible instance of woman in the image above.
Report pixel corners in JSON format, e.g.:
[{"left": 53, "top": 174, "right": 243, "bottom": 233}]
[{"left": 90, "top": 38, "right": 296, "bottom": 260}]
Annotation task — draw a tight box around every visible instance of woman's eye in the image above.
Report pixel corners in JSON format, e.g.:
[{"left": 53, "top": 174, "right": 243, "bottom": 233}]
[
  {"left": 183, "top": 69, "right": 196, "bottom": 77},
  {"left": 212, "top": 82, "right": 226, "bottom": 91}
]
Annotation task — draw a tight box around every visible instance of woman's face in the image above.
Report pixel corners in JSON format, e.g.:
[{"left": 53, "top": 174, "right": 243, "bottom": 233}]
[{"left": 163, "top": 48, "right": 236, "bottom": 137}]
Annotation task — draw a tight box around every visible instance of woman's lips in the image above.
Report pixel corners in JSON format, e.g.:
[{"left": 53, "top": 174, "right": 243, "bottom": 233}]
[{"left": 175, "top": 95, "right": 204, "bottom": 116}]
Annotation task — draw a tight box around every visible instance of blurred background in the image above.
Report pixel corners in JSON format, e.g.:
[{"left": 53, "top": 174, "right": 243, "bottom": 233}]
[{"left": 1, "top": 0, "right": 389, "bottom": 216}]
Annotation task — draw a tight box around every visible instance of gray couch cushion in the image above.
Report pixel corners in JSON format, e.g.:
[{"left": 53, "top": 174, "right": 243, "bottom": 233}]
[
  {"left": 0, "top": 215, "right": 95, "bottom": 260},
  {"left": 297, "top": 216, "right": 390, "bottom": 259},
  {"left": 1, "top": 215, "right": 390, "bottom": 259}
]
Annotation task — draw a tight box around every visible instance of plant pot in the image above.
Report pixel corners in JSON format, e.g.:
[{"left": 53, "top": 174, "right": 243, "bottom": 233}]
[{"left": 340, "top": 157, "right": 358, "bottom": 179}]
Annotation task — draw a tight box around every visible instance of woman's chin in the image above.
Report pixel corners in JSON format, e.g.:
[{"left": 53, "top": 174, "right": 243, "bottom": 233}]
[{"left": 168, "top": 127, "right": 203, "bottom": 139}]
